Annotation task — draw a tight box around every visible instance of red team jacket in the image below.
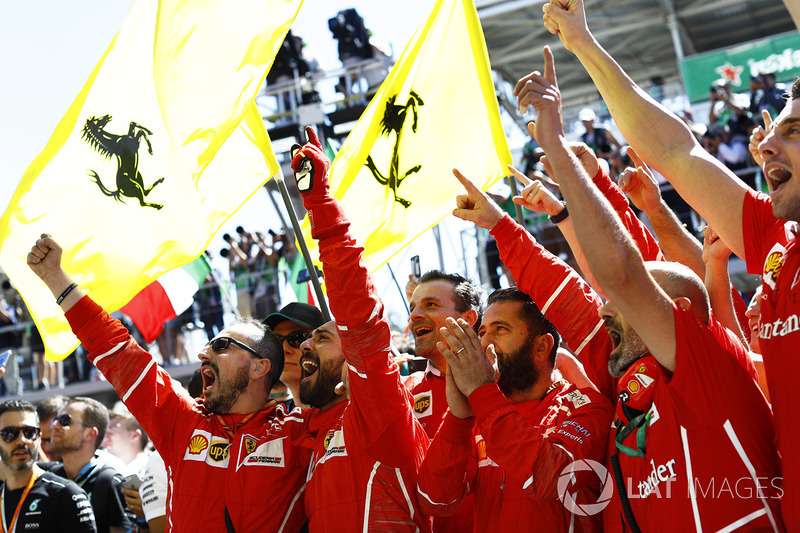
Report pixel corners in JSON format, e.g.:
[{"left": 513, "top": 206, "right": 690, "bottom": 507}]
[
  {"left": 744, "top": 189, "right": 800, "bottom": 530},
  {"left": 65, "top": 297, "right": 311, "bottom": 532},
  {"left": 491, "top": 189, "right": 783, "bottom": 531},
  {"left": 417, "top": 380, "right": 612, "bottom": 532},
  {"left": 299, "top": 188, "right": 431, "bottom": 532}
]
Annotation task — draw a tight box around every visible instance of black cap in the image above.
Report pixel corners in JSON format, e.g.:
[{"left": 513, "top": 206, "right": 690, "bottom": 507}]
[{"left": 263, "top": 303, "right": 324, "bottom": 330}]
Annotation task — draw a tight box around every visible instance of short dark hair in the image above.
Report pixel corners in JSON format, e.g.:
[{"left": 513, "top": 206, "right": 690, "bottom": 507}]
[
  {"left": 66, "top": 397, "right": 109, "bottom": 450},
  {"left": 418, "top": 270, "right": 483, "bottom": 327},
  {"left": 487, "top": 288, "right": 560, "bottom": 366},
  {"left": 0, "top": 400, "right": 38, "bottom": 423},
  {"left": 37, "top": 395, "right": 67, "bottom": 422},
  {"left": 238, "top": 318, "right": 284, "bottom": 392}
]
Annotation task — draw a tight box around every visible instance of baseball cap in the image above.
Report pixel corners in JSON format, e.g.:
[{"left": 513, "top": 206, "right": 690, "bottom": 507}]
[
  {"left": 578, "top": 108, "right": 596, "bottom": 122},
  {"left": 263, "top": 303, "right": 324, "bottom": 330}
]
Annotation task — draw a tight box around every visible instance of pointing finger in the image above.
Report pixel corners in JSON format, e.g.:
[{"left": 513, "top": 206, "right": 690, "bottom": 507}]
[
  {"left": 508, "top": 164, "right": 532, "bottom": 187},
  {"left": 543, "top": 45, "right": 557, "bottom": 87},
  {"left": 452, "top": 168, "right": 480, "bottom": 194}
]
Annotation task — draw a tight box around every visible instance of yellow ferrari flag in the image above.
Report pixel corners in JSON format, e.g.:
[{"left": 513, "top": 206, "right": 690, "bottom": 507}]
[
  {"left": 304, "top": 0, "right": 511, "bottom": 271},
  {"left": 0, "top": 0, "right": 303, "bottom": 359}
]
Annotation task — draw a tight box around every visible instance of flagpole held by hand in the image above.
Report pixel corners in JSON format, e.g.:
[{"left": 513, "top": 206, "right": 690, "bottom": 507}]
[{"left": 273, "top": 169, "right": 331, "bottom": 322}]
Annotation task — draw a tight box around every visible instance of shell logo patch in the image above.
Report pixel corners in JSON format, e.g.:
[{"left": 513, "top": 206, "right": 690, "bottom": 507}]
[
  {"left": 476, "top": 438, "right": 487, "bottom": 462},
  {"left": 765, "top": 251, "right": 784, "bottom": 282},
  {"left": 189, "top": 434, "right": 209, "bottom": 454},
  {"left": 628, "top": 380, "right": 640, "bottom": 394}
]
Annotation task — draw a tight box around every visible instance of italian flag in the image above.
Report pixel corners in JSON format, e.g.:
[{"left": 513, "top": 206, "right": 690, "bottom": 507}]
[{"left": 120, "top": 255, "right": 212, "bottom": 343}]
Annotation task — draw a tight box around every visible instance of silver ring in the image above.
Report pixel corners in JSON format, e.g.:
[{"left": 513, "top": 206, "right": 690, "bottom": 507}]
[{"left": 455, "top": 348, "right": 465, "bottom": 355}]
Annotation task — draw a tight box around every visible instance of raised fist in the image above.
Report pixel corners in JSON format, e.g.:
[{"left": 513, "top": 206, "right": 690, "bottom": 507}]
[{"left": 290, "top": 126, "right": 330, "bottom": 198}]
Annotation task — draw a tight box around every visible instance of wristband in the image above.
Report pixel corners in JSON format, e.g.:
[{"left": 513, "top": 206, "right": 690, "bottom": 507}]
[
  {"left": 56, "top": 282, "right": 78, "bottom": 305},
  {"left": 549, "top": 203, "right": 569, "bottom": 224}
]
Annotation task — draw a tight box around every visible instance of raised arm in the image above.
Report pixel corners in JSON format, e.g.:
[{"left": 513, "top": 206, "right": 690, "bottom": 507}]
[
  {"left": 702, "top": 226, "right": 748, "bottom": 346},
  {"left": 543, "top": 0, "right": 749, "bottom": 259},
  {"left": 291, "top": 127, "right": 421, "bottom": 466},
  {"left": 618, "top": 147, "right": 705, "bottom": 277},
  {"left": 518, "top": 46, "right": 678, "bottom": 370}
]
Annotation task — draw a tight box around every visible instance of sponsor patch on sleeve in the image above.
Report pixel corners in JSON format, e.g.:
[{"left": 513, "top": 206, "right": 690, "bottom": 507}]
[
  {"left": 564, "top": 390, "right": 591, "bottom": 409},
  {"left": 412, "top": 392, "right": 433, "bottom": 417}
]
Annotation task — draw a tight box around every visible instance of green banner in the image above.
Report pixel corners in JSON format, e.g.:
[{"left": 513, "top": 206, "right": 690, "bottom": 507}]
[{"left": 680, "top": 31, "right": 800, "bottom": 103}]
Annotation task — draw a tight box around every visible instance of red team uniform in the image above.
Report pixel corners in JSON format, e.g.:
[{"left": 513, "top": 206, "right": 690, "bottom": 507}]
[
  {"left": 64, "top": 297, "right": 311, "bottom": 532},
  {"left": 490, "top": 174, "right": 784, "bottom": 531},
  {"left": 744, "top": 189, "right": 800, "bottom": 530},
  {"left": 417, "top": 380, "right": 612, "bottom": 532},
  {"left": 299, "top": 171, "right": 432, "bottom": 533}
]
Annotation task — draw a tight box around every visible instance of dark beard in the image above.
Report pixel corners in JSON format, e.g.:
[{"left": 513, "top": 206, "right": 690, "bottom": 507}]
[
  {"left": 0, "top": 445, "right": 36, "bottom": 472},
  {"left": 204, "top": 365, "right": 250, "bottom": 414},
  {"left": 300, "top": 358, "right": 344, "bottom": 408},
  {"left": 496, "top": 342, "right": 540, "bottom": 396}
]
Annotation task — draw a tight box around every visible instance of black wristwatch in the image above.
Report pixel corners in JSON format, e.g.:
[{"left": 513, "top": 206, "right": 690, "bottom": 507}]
[{"left": 549, "top": 203, "right": 569, "bottom": 224}]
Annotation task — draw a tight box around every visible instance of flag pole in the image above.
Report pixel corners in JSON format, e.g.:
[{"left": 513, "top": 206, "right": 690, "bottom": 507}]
[{"left": 273, "top": 170, "right": 331, "bottom": 322}]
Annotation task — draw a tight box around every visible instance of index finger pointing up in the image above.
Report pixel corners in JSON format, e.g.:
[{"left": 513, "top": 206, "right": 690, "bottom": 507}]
[{"left": 543, "top": 45, "right": 557, "bottom": 87}]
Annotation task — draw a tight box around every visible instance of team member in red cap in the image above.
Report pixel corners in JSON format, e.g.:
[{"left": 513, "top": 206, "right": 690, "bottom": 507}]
[
  {"left": 290, "top": 127, "right": 431, "bottom": 532},
  {"left": 264, "top": 303, "right": 325, "bottom": 409},
  {"left": 26, "top": 238, "right": 312, "bottom": 532}
]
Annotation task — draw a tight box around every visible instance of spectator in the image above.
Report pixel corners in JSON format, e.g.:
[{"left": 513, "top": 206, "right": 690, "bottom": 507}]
[
  {"left": 578, "top": 107, "right": 622, "bottom": 161},
  {"left": 102, "top": 412, "right": 149, "bottom": 477},
  {"left": 0, "top": 289, "right": 22, "bottom": 396},
  {"left": 709, "top": 82, "right": 753, "bottom": 141},
  {"left": 750, "top": 73, "right": 787, "bottom": 125},
  {"left": 46, "top": 397, "right": 132, "bottom": 533},
  {"left": 0, "top": 399, "right": 97, "bottom": 532},
  {"left": 702, "top": 126, "right": 749, "bottom": 171},
  {"left": 36, "top": 394, "right": 67, "bottom": 462}
]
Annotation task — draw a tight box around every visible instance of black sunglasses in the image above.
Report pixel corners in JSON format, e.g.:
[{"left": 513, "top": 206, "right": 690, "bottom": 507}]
[
  {"left": 207, "top": 337, "right": 264, "bottom": 359},
  {"left": 0, "top": 426, "right": 41, "bottom": 443},
  {"left": 51, "top": 413, "right": 89, "bottom": 429},
  {"left": 274, "top": 330, "right": 311, "bottom": 348}
]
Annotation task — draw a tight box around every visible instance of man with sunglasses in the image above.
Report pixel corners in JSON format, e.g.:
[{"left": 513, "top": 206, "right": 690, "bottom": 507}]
[
  {"left": 26, "top": 238, "right": 313, "bottom": 532},
  {"left": 45, "top": 397, "right": 131, "bottom": 533},
  {"left": 290, "top": 128, "right": 431, "bottom": 532},
  {"left": 0, "top": 399, "right": 97, "bottom": 532},
  {"left": 263, "top": 302, "right": 324, "bottom": 409}
]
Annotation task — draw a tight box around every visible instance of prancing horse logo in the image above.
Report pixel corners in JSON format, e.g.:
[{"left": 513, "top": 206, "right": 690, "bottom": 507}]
[
  {"left": 364, "top": 90, "right": 424, "bottom": 209},
  {"left": 81, "top": 114, "right": 165, "bottom": 210}
]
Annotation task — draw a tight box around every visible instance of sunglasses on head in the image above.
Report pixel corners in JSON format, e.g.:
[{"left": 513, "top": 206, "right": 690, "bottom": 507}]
[
  {"left": 0, "top": 426, "right": 40, "bottom": 443},
  {"left": 207, "top": 336, "right": 264, "bottom": 359},
  {"left": 274, "top": 330, "right": 311, "bottom": 348},
  {"left": 50, "top": 413, "right": 89, "bottom": 429}
]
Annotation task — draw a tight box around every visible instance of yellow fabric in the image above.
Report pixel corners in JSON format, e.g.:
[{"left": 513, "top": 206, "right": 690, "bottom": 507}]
[
  {"left": 301, "top": 0, "right": 511, "bottom": 272},
  {"left": 0, "top": 0, "right": 302, "bottom": 360}
]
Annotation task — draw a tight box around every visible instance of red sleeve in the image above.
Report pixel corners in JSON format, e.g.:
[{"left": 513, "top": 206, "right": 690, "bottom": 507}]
[
  {"left": 742, "top": 189, "right": 782, "bottom": 273},
  {"left": 469, "top": 383, "right": 612, "bottom": 500},
  {"left": 592, "top": 167, "right": 663, "bottom": 262},
  {"left": 491, "top": 215, "right": 615, "bottom": 400},
  {"left": 65, "top": 295, "right": 200, "bottom": 466},
  {"left": 416, "top": 412, "right": 477, "bottom": 517},
  {"left": 309, "top": 194, "right": 425, "bottom": 467}
]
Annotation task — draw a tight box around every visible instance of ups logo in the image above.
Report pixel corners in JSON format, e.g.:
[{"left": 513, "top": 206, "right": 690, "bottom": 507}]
[
  {"left": 208, "top": 442, "right": 230, "bottom": 463},
  {"left": 765, "top": 252, "right": 784, "bottom": 281},
  {"left": 244, "top": 437, "right": 257, "bottom": 455},
  {"left": 414, "top": 395, "right": 431, "bottom": 414},
  {"left": 323, "top": 433, "right": 333, "bottom": 451}
]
